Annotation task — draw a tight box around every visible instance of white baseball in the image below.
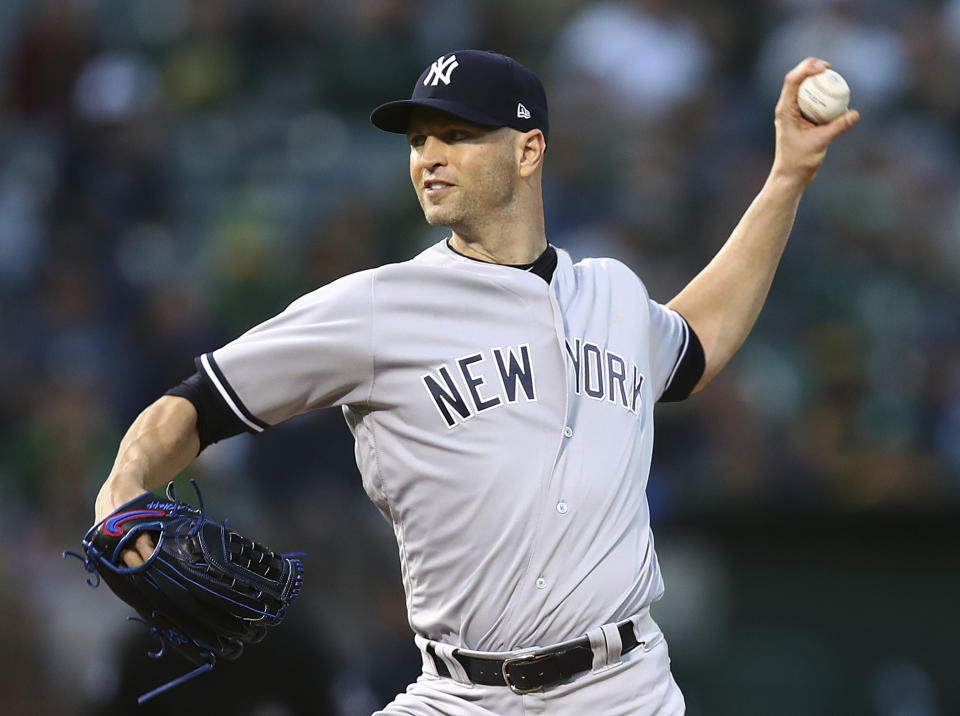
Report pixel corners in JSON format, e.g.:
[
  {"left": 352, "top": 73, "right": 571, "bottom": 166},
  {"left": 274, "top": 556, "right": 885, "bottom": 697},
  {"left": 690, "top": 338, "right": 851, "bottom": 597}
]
[{"left": 797, "top": 68, "right": 850, "bottom": 124}]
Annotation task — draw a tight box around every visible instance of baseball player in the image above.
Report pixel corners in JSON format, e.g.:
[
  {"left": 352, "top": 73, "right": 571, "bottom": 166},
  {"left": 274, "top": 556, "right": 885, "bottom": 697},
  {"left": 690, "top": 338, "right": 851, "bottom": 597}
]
[{"left": 94, "top": 50, "right": 858, "bottom": 714}]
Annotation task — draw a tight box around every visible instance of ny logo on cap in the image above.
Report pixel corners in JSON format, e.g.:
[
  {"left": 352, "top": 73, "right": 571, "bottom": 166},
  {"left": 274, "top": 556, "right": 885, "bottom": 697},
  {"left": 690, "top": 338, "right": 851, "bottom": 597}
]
[{"left": 424, "top": 55, "right": 459, "bottom": 87}]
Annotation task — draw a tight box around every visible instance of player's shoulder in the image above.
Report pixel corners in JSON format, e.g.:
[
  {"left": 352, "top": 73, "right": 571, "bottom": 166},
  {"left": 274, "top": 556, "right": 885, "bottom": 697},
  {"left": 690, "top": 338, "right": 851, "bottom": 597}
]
[
  {"left": 284, "top": 266, "right": 380, "bottom": 312},
  {"left": 283, "top": 247, "right": 446, "bottom": 314},
  {"left": 570, "top": 254, "right": 649, "bottom": 296},
  {"left": 573, "top": 254, "right": 636, "bottom": 276}
]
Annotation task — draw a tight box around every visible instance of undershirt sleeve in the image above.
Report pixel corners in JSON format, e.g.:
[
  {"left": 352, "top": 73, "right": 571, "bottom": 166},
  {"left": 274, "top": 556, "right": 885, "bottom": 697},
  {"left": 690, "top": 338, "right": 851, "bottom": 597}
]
[
  {"left": 658, "top": 317, "right": 705, "bottom": 402},
  {"left": 165, "top": 364, "right": 251, "bottom": 452}
]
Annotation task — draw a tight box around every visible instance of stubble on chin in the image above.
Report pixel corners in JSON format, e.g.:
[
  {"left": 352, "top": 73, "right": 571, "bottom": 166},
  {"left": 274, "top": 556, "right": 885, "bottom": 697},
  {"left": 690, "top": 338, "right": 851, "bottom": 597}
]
[{"left": 420, "top": 195, "right": 464, "bottom": 229}]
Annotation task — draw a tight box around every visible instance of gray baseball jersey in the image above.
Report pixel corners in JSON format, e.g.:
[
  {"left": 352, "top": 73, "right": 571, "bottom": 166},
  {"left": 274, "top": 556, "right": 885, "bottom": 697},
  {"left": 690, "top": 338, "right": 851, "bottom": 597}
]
[{"left": 200, "top": 239, "right": 695, "bottom": 652}]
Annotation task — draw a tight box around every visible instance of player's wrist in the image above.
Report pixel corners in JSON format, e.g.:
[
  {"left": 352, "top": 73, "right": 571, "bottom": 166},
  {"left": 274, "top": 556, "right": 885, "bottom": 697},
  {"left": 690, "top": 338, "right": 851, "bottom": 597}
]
[
  {"left": 94, "top": 477, "right": 148, "bottom": 523},
  {"left": 764, "top": 165, "right": 813, "bottom": 197}
]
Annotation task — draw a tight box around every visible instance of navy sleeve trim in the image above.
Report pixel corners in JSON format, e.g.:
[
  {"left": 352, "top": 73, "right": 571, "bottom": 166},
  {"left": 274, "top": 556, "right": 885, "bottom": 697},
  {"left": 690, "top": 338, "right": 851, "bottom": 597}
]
[
  {"left": 659, "top": 317, "right": 705, "bottom": 403},
  {"left": 197, "top": 353, "right": 271, "bottom": 432}
]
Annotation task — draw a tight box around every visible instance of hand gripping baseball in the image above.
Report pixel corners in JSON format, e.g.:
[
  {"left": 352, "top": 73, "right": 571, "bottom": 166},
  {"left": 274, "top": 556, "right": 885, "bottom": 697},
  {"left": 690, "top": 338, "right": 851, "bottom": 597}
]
[
  {"left": 64, "top": 481, "right": 305, "bottom": 703},
  {"left": 772, "top": 57, "right": 860, "bottom": 187}
]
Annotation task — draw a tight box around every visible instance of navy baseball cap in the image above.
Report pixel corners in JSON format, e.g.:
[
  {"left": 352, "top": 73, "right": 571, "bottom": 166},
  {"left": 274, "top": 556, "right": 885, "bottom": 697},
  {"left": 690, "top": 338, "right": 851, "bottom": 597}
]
[{"left": 370, "top": 50, "right": 549, "bottom": 141}]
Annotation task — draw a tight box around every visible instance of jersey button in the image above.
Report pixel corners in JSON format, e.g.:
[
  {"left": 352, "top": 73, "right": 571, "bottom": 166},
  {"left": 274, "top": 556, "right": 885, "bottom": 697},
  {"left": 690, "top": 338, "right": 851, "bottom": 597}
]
[
  {"left": 562, "top": 426, "right": 573, "bottom": 438},
  {"left": 535, "top": 577, "right": 547, "bottom": 589},
  {"left": 556, "top": 500, "right": 568, "bottom": 514}
]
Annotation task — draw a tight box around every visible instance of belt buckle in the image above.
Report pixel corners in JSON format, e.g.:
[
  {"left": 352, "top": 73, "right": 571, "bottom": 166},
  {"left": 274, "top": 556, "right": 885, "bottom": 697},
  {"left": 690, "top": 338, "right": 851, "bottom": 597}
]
[{"left": 501, "top": 652, "right": 551, "bottom": 694}]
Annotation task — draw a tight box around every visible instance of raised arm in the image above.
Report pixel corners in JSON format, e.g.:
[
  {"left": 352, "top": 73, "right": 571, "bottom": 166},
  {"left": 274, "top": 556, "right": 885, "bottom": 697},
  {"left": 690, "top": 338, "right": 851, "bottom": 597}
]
[
  {"left": 668, "top": 57, "right": 859, "bottom": 393},
  {"left": 94, "top": 395, "right": 200, "bottom": 565}
]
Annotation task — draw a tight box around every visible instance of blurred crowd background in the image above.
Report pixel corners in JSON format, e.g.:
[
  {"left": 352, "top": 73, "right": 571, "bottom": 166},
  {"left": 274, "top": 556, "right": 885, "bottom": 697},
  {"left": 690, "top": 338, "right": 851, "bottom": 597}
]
[{"left": 1, "top": 0, "right": 957, "bottom": 714}]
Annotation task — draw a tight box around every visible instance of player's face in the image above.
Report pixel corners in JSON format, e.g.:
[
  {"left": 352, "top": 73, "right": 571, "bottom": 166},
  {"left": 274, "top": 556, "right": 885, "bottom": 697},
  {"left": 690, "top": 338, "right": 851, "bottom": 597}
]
[{"left": 407, "top": 109, "right": 518, "bottom": 231}]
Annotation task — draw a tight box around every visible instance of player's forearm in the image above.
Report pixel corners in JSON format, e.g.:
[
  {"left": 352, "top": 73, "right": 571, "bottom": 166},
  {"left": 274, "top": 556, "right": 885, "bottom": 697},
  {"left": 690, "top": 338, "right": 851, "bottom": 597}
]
[
  {"left": 668, "top": 172, "right": 805, "bottom": 391},
  {"left": 95, "top": 396, "right": 200, "bottom": 522}
]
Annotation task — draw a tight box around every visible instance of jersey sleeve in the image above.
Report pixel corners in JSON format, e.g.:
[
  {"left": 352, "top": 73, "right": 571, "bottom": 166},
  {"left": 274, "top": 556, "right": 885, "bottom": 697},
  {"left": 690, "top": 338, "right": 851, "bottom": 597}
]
[
  {"left": 198, "top": 269, "right": 376, "bottom": 431},
  {"left": 647, "top": 301, "right": 705, "bottom": 403}
]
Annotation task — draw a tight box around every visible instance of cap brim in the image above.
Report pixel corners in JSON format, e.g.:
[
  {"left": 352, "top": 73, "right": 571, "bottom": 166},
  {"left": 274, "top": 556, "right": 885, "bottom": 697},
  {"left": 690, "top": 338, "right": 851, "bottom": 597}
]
[{"left": 370, "top": 98, "right": 507, "bottom": 134}]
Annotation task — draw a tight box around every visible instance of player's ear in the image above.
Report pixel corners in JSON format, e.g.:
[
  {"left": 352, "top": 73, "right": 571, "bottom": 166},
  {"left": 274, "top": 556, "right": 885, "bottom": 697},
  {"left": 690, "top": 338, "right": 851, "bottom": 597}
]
[{"left": 517, "top": 129, "right": 546, "bottom": 179}]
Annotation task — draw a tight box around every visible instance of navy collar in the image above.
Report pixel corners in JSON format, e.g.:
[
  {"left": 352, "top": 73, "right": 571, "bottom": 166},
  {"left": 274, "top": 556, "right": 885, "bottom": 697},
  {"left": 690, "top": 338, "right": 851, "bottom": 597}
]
[{"left": 445, "top": 240, "right": 558, "bottom": 284}]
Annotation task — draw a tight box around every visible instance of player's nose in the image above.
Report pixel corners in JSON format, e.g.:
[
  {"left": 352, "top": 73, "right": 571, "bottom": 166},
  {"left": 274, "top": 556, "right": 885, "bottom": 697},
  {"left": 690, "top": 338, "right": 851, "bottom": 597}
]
[{"left": 417, "top": 135, "right": 448, "bottom": 169}]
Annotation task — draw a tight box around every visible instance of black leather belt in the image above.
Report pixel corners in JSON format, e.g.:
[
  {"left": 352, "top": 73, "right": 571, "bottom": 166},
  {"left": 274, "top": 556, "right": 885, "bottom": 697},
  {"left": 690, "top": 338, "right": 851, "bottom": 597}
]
[{"left": 426, "top": 620, "right": 640, "bottom": 694}]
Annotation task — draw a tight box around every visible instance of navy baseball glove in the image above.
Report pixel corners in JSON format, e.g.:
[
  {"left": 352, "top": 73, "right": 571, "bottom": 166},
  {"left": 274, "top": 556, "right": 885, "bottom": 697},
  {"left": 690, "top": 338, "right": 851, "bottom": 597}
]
[{"left": 64, "top": 481, "right": 304, "bottom": 703}]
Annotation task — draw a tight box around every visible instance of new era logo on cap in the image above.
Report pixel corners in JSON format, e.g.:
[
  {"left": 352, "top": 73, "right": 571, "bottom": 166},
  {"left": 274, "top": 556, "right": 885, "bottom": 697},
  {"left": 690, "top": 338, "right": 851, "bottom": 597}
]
[{"left": 370, "top": 49, "right": 549, "bottom": 142}]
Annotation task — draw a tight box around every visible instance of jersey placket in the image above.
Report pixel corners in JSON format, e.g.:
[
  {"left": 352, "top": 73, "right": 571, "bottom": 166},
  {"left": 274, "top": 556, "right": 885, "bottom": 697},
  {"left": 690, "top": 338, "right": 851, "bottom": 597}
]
[{"left": 505, "top": 275, "right": 577, "bottom": 634}]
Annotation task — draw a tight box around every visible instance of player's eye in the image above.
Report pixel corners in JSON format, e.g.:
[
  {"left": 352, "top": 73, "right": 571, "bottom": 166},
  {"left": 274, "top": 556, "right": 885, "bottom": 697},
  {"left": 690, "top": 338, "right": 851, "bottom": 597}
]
[{"left": 408, "top": 134, "right": 426, "bottom": 148}]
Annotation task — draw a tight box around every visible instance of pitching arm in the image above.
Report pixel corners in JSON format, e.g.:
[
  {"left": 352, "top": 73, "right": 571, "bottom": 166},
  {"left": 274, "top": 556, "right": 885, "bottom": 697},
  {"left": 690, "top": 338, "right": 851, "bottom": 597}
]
[{"left": 667, "top": 57, "right": 859, "bottom": 394}]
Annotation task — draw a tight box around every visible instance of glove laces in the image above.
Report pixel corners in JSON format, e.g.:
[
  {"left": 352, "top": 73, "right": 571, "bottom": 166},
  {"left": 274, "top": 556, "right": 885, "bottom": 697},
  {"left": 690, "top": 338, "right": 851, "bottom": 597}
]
[{"left": 126, "top": 615, "right": 216, "bottom": 703}]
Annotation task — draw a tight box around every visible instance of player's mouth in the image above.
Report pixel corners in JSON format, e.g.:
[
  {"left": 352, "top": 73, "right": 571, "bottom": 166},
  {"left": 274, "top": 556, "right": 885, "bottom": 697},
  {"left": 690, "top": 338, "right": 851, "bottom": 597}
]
[{"left": 423, "top": 180, "right": 455, "bottom": 197}]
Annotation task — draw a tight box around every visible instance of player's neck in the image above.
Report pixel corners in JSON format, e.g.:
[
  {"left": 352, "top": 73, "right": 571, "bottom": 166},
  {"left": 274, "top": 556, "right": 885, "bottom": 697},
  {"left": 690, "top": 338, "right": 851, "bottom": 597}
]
[
  {"left": 448, "top": 208, "right": 546, "bottom": 265},
  {"left": 449, "top": 229, "right": 546, "bottom": 265}
]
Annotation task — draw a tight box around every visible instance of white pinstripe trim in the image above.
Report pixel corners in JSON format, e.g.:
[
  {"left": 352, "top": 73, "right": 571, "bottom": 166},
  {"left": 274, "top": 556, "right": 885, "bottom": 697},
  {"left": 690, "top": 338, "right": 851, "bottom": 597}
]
[
  {"left": 664, "top": 314, "right": 690, "bottom": 391},
  {"left": 199, "top": 353, "right": 265, "bottom": 433}
]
